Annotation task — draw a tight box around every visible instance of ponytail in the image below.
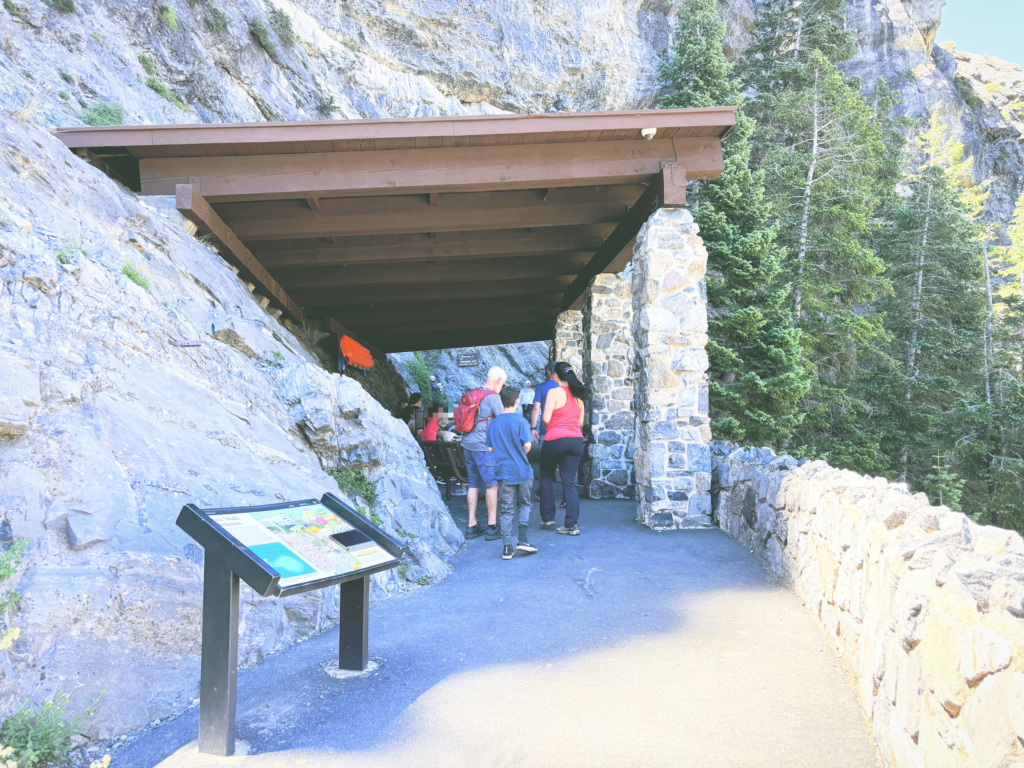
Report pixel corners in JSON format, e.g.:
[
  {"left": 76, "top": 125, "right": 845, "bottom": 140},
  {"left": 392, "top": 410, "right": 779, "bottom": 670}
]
[{"left": 554, "top": 361, "right": 588, "bottom": 400}]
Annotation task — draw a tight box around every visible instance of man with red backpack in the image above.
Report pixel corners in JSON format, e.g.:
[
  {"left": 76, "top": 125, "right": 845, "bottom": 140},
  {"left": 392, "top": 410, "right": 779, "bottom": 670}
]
[{"left": 454, "top": 366, "right": 506, "bottom": 540}]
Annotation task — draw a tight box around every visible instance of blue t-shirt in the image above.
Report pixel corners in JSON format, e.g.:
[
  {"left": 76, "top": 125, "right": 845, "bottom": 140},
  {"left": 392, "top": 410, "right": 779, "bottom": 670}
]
[
  {"left": 533, "top": 379, "right": 560, "bottom": 436},
  {"left": 486, "top": 413, "right": 534, "bottom": 484}
]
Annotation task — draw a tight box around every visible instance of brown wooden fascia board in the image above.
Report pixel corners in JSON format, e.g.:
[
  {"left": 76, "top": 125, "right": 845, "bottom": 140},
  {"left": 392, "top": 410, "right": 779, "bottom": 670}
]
[{"left": 174, "top": 184, "right": 303, "bottom": 324}]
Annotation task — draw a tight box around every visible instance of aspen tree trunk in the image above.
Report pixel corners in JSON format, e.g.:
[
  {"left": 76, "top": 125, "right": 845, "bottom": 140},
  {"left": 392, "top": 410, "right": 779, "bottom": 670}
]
[
  {"left": 982, "top": 235, "right": 994, "bottom": 405},
  {"left": 793, "top": 16, "right": 802, "bottom": 59},
  {"left": 792, "top": 66, "right": 819, "bottom": 328},
  {"left": 906, "top": 183, "right": 932, "bottom": 374}
]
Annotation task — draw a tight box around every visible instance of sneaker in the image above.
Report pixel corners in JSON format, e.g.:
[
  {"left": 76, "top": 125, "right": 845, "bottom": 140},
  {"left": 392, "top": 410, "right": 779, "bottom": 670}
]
[
  {"left": 484, "top": 525, "right": 502, "bottom": 541},
  {"left": 560, "top": 500, "right": 567, "bottom": 508},
  {"left": 516, "top": 539, "right": 538, "bottom": 554},
  {"left": 501, "top": 545, "right": 515, "bottom": 560},
  {"left": 465, "top": 524, "right": 485, "bottom": 539},
  {"left": 556, "top": 525, "right": 580, "bottom": 536},
  {"left": 539, "top": 520, "right": 556, "bottom": 528}
]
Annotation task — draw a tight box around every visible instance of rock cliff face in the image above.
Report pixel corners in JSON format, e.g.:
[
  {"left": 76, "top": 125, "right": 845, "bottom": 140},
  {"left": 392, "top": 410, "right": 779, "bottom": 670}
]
[
  {"left": 0, "top": 112, "right": 461, "bottom": 736},
  {"left": 1, "top": 0, "right": 1023, "bottom": 742}
]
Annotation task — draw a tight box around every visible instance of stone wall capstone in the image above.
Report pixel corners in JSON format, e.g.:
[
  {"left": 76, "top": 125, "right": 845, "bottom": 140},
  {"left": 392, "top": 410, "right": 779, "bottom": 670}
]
[
  {"left": 630, "top": 208, "right": 712, "bottom": 529},
  {"left": 711, "top": 442, "right": 1024, "bottom": 768},
  {"left": 580, "top": 274, "right": 635, "bottom": 499}
]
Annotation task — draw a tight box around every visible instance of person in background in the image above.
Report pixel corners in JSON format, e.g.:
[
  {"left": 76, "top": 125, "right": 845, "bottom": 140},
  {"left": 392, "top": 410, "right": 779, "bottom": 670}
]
[
  {"left": 396, "top": 396, "right": 409, "bottom": 420},
  {"left": 531, "top": 363, "right": 559, "bottom": 444},
  {"left": 460, "top": 367, "right": 506, "bottom": 541},
  {"left": 400, "top": 393, "right": 421, "bottom": 433},
  {"left": 520, "top": 381, "right": 536, "bottom": 418},
  {"left": 539, "top": 362, "right": 587, "bottom": 535},
  {"left": 486, "top": 387, "right": 537, "bottom": 560},
  {"left": 420, "top": 404, "right": 445, "bottom": 441}
]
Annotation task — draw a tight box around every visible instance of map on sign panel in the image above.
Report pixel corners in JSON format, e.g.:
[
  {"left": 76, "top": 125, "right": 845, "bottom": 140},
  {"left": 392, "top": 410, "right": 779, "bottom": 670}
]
[{"left": 213, "top": 502, "right": 397, "bottom": 588}]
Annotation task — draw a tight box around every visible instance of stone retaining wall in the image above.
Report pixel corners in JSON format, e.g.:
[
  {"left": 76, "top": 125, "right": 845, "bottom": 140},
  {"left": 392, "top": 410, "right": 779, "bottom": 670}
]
[{"left": 711, "top": 443, "right": 1024, "bottom": 768}]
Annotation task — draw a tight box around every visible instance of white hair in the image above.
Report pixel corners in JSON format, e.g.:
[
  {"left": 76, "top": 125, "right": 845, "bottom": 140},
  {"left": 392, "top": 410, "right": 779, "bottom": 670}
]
[{"left": 486, "top": 366, "right": 507, "bottom": 383}]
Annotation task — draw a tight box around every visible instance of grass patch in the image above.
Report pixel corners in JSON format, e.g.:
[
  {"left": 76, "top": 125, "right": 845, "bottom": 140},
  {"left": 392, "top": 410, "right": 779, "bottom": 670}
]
[
  {"left": 4, "top": 0, "right": 23, "bottom": 15},
  {"left": 327, "top": 467, "right": 380, "bottom": 523},
  {"left": 249, "top": 17, "right": 276, "bottom": 57},
  {"left": 20, "top": 69, "right": 33, "bottom": 80},
  {"left": 58, "top": 90, "right": 69, "bottom": 100},
  {"left": 417, "top": 575, "right": 429, "bottom": 586},
  {"left": 122, "top": 259, "right": 153, "bottom": 291},
  {"left": 260, "top": 349, "right": 285, "bottom": 368},
  {"left": 81, "top": 100, "right": 124, "bottom": 126},
  {"left": 50, "top": 0, "right": 74, "bottom": 12},
  {"left": 59, "top": 70, "right": 74, "bottom": 84},
  {"left": 138, "top": 53, "right": 156, "bottom": 75},
  {"left": 268, "top": 4, "right": 294, "bottom": 47},
  {"left": 204, "top": 6, "right": 229, "bottom": 32},
  {"left": 397, "top": 564, "right": 409, "bottom": 579},
  {"left": 0, "top": 689, "right": 103, "bottom": 768},
  {"left": 146, "top": 76, "right": 185, "bottom": 110},
  {"left": 55, "top": 237, "right": 88, "bottom": 264},
  {"left": 90, "top": 31, "right": 102, "bottom": 43},
  {"left": 159, "top": 4, "right": 178, "bottom": 31},
  {"left": 316, "top": 95, "right": 337, "bottom": 118}
]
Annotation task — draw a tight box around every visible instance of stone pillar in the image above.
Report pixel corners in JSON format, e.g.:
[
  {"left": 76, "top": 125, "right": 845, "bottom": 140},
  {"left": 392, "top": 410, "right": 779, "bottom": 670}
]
[
  {"left": 630, "top": 208, "right": 712, "bottom": 529},
  {"left": 551, "top": 310, "right": 583, "bottom": 371},
  {"left": 580, "top": 274, "right": 635, "bottom": 499}
]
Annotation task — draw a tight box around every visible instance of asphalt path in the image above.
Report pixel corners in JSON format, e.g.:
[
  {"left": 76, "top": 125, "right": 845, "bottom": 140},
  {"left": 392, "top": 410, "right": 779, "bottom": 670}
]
[{"left": 113, "top": 494, "right": 879, "bottom": 768}]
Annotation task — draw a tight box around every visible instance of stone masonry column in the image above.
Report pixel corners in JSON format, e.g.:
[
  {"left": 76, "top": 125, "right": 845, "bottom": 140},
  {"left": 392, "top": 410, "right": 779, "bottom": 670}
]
[
  {"left": 551, "top": 310, "right": 583, "bottom": 371},
  {"left": 580, "top": 274, "right": 635, "bottom": 499},
  {"left": 631, "top": 208, "right": 713, "bottom": 529}
]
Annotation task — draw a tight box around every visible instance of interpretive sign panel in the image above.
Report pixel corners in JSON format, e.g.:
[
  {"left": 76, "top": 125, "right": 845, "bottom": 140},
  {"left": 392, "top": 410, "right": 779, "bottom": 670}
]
[
  {"left": 211, "top": 501, "right": 397, "bottom": 590},
  {"left": 176, "top": 493, "right": 405, "bottom": 757},
  {"left": 457, "top": 352, "right": 480, "bottom": 368}
]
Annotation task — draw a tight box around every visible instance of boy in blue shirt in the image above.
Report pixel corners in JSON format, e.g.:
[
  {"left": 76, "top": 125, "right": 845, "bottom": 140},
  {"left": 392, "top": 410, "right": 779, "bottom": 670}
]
[{"left": 486, "top": 387, "right": 538, "bottom": 560}]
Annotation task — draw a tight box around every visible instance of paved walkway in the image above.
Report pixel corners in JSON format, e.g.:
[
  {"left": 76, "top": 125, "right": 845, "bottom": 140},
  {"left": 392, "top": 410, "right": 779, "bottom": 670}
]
[{"left": 116, "top": 497, "right": 879, "bottom": 768}]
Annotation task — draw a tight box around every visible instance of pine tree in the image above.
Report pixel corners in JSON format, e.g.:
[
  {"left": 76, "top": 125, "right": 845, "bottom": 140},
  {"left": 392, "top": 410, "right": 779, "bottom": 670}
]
[{"left": 658, "top": 0, "right": 808, "bottom": 446}]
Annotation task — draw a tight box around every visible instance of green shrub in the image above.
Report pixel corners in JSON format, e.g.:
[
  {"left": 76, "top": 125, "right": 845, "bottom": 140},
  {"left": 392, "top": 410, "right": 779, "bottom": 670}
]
[
  {"left": 397, "top": 564, "right": 409, "bottom": 579},
  {"left": 268, "top": 4, "right": 293, "bottom": 47},
  {"left": 417, "top": 575, "right": 429, "bottom": 586},
  {"left": 4, "top": 0, "right": 22, "bottom": 16},
  {"left": 138, "top": 52, "right": 156, "bottom": 75},
  {"left": 327, "top": 467, "right": 378, "bottom": 511},
  {"left": 204, "top": 6, "right": 229, "bottom": 32},
  {"left": 51, "top": 0, "right": 74, "bottom": 12},
  {"left": 55, "top": 237, "right": 87, "bottom": 264},
  {"left": 249, "top": 17, "right": 276, "bottom": 56},
  {"left": 122, "top": 259, "right": 152, "bottom": 291},
  {"left": 954, "top": 74, "right": 982, "bottom": 109},
  {"left": 0, "top": 690, "right": 102, "bottom": 768},
  {"left": 20, "top": 69, "right": 33, "bottom": 79},
  {"left": 58, "top": 90, "right": 69, "bottom": 100},
  {"left": 90, "top": 31, "right": 102, "bottom": 43},
  {"left": 260, "top": 349, "right": 285, "bottom": 368},
  {"left": 159, "top": 4, "right": 178, "bottom": 31},
  {"left": 59, "top": 70, "right": 73, "bottom": 83},
  {"left": 316, "top": 95, "right": 337, "bottom": 118},
  {"left": 81, "top": 101, "right": 124, "bottom": 126},
  {"left": 145, "top": 76, "right": 185, "bottom": 109}
]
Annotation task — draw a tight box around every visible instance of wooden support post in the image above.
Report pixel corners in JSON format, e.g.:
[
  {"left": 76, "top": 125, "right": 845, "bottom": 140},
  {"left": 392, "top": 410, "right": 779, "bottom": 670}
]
[
  {"left": 559, "top": 166, "right": 687, "bottom": 311},
  {"left": 175, "top": 184, "right": 304, "bottom": 324}
]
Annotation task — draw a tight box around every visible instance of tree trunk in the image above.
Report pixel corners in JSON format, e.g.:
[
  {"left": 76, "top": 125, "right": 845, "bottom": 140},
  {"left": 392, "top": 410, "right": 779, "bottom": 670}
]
[
  {"left": 792, "top": 66, "right": 820, "bottom": 328},
  {"left": 906, "top": 183, "right": 932, "bottom": 375},
  {"left": 983, "top": 235, "right": 994, "bottom": 405}
]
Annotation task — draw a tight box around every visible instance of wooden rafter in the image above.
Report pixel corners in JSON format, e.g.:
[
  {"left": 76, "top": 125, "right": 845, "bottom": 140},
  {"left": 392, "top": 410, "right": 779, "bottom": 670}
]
[{"left": 175, "top": 184, "right": 303, "bottom": 323}]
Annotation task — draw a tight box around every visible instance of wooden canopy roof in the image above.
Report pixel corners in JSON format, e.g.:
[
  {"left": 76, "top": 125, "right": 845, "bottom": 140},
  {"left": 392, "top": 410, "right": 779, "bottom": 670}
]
[{"left": 55, "top": 108, "right": 735, "bottom": 354}]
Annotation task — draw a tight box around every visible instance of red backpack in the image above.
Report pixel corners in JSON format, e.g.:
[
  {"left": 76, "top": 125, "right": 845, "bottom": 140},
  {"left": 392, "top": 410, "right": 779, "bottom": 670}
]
[{"left": 453, "top": 388, "right": 493, "bottom": 434}]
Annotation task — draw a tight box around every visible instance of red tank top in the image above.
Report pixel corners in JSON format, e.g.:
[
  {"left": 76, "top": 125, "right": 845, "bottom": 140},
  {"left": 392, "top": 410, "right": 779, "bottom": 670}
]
[
  {"left": 421, "top": 416, "right": 440, "bottom": 441},
  {"left": 545, "top": 385, "right": 583, "bottom": 441}
]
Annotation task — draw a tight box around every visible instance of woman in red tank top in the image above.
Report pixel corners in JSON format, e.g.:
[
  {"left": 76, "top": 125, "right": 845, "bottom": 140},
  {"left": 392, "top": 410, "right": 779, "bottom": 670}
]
[{"left": 539, "top": 362, "right": 587, "bottom": 534}]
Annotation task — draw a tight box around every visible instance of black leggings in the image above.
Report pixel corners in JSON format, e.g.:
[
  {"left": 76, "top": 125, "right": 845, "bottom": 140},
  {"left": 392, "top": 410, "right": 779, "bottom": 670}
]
[{"left": 539, "top": 437, "right": 583, "bottom": 527}]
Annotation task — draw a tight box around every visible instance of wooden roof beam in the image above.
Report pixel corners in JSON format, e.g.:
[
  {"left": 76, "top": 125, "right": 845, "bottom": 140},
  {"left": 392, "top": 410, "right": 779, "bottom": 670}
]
[
  {"left": 276, "top": 253, "right": 590, "bottom": 290},
  {"left": 351, "top": 308, "right": 562, "bottom": 336},
  {"left": 140, "top": 138, "right": 723, "bottom": 201},
  {"left": 560, "top": 166, "right": 687, "bottom": 311},
  {"left": 291, "top": 275, "right": 573, "bottom": 307},
  {"left": 175, "top": 184, "right": 303, "bottom": 323},
  {"left": 251, "top": 227, "right": 611, "bottom": 268},
  {"left": 373, "top": 322, "right": 556, "bottom": 354},
  {"left": 315, "top": 294, "right": 565, "bottom": 326}
]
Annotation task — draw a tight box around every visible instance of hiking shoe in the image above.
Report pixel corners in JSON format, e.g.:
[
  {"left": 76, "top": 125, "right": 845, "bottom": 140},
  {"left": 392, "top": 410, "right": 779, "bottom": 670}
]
[
  {"left": 501, "top": 545, "right": 515, "bottom": 560},
  {"left": 484, "top": 525, "right": 502, "bottom": 541},
  {"left": 465, "top": 524, "right": 485, "bottom": 539},
  {"left": 560, "top": 499, "right": 567, "bottom": 508},
  {"left": 539, "top": 520, "right": 556, "bottom": 528},
  {"left": 516, "top": 539, "right": 538, "bottom": 554},
  {"left": 556, "top": 525, "right": 580, "bottom": 536}
]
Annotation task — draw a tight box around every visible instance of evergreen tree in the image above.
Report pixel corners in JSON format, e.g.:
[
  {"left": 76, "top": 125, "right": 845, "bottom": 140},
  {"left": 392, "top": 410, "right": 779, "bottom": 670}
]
[{"left": 658, "top": 0, "right": 807, "bottom": 446}]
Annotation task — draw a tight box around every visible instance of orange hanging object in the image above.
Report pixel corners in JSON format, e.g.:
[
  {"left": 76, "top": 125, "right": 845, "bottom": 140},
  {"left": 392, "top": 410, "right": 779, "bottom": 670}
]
[{"left": 339, "top": 335, "right": 374, "bottom": 371}]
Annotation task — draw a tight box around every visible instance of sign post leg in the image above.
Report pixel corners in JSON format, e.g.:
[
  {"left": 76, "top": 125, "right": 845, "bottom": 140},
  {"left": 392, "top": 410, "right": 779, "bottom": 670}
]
[
  {"left": 198, "top": 556, "right": 240, "bottom": 756},
  {"left": 338, "top": 576, "right": 369, "bottom": 671}
]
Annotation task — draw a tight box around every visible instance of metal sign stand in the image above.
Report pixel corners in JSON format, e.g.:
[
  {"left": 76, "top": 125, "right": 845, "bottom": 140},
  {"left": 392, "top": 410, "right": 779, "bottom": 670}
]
[{"left": 178, "top": 493, "right": 403, "bottom": 757}]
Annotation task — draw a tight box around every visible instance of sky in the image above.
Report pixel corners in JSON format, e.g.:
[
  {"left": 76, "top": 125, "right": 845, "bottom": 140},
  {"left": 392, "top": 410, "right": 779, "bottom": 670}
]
[{"left": 936, "top": 0, "right": 1024, "bottom": 66}]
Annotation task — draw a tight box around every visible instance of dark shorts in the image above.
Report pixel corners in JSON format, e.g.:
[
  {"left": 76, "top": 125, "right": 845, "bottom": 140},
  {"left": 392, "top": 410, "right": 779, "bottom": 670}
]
[{"left": 464, "top": 449, "right": 497, "bottom": 489}]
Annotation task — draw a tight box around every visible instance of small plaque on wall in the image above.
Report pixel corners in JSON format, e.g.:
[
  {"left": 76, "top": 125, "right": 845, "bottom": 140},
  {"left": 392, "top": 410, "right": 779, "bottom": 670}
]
[{"left": 457, "top": 352, "right": 480, "bottom": 368}]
